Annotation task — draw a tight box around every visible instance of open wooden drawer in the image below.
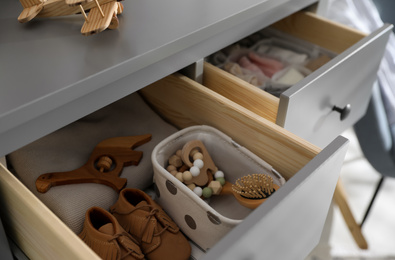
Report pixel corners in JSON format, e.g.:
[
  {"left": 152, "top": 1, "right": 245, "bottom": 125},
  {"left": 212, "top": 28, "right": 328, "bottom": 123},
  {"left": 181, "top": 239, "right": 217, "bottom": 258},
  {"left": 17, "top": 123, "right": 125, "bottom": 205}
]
[
  {"left": 203, "top": 11, "right": 393, "bottom": 148},
  {"left": 0, "top": 72, "right": 348, "bottom": 260},
  {"left": 140, "top": 74, "right": 349, "bottom": 260}
]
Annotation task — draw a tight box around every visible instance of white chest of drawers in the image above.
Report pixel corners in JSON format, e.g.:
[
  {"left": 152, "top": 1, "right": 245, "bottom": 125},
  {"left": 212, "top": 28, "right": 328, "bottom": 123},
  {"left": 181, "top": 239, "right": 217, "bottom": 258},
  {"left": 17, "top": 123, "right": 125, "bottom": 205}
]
[{"left": 0, "top": 0, "right": 391, "bottom": 259}]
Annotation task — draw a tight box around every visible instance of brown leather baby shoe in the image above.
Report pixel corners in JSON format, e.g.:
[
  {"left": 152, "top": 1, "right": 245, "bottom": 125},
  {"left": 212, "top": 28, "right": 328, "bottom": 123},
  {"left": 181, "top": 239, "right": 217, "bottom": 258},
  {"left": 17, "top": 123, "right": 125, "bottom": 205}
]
[
  {"left": 110, "top": 188, "right": 191, "bottom": 260},
  {"left": 79, "top": 206, "right": 145, "bottom": 260}
]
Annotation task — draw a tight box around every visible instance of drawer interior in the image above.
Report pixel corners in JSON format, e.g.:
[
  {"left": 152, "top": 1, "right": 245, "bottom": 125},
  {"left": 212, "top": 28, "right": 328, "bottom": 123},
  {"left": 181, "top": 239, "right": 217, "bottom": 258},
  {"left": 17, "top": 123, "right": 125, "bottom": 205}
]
[
  {"left": 1, "top": 71, "right": 323, "bottom": 259},
  {"left": 203, "top": 11, "right": 367, "bottom": 123}
]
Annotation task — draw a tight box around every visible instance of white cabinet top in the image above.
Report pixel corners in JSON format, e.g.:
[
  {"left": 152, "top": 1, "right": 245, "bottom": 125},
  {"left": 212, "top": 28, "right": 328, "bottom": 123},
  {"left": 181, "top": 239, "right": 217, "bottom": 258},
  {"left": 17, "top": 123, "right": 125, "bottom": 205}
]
[{"left": 0, "top": 0, "right": 316, "bottom": 156}]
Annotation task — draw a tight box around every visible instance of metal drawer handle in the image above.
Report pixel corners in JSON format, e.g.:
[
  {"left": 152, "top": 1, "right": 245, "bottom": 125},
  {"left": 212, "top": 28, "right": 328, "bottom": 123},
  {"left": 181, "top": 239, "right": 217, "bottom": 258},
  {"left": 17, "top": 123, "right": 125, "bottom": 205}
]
[{"left": 333, "top": 104, "right": 351, "bottom": 121}]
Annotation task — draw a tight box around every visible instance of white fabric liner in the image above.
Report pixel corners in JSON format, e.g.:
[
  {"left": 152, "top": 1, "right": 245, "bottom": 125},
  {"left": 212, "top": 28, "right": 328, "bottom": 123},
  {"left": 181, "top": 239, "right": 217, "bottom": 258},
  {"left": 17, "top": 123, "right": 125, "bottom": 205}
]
[{"left": 7, "top": 92, "right": 178, "bottom": 234}]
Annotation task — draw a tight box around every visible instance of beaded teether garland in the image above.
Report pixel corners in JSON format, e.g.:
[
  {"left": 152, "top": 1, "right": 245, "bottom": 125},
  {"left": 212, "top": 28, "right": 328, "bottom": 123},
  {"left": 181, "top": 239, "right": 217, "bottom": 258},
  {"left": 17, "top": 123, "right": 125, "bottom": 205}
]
[
  {"left": 166, "top": 140, "right": 226, "bottom": 199},
  {"left": 165, "top": 140, "right": 279, "bottom": 208}
]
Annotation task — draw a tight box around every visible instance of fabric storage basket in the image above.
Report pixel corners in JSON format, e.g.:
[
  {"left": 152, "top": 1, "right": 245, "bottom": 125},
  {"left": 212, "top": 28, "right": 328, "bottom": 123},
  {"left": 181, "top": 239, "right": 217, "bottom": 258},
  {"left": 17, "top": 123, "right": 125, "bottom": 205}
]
[{"left": 151, "top": 125, "right": 285, "bottom": 251}]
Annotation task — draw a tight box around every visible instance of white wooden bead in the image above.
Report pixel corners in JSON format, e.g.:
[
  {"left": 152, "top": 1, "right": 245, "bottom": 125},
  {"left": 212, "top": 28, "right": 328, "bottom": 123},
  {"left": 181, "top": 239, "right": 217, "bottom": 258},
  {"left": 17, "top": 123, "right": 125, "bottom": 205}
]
[
  {"left": 190, "top": 166, "right": 200, "bottom": 177},
  {"left": 192, "top": 152, "right": 203, "bottom": 161},
  {"left": 193, "top": 159, "right": 204, "bottom": 169},
  {"left": 175, "top": 172, "right": 184, "bottom": 182},
  {"left": 193, "top": 186, "right": 203, "bottom": 197},
  {"left": 182, "top": 171, "right": 193, "bottom": 182},
  {"left": 214, "top": 170, "right": 224, "bottom": 179}
]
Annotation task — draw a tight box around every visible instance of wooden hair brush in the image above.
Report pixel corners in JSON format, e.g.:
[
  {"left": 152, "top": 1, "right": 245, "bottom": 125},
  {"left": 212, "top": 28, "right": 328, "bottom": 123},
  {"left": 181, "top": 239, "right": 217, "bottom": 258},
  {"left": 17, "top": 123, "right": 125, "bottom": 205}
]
[{"left": 220, "top": 173, "right": 279, "bottom": 209}]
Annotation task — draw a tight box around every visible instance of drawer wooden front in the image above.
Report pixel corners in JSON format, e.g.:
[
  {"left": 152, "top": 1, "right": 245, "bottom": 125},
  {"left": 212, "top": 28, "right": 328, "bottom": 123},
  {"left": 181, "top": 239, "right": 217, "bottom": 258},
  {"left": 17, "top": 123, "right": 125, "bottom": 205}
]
[
  {"left": 204, "top": 11, "right": 393, "bottom": 148},
  {"left": 0, "top": 73, "right": 348, "bottom": 260}
]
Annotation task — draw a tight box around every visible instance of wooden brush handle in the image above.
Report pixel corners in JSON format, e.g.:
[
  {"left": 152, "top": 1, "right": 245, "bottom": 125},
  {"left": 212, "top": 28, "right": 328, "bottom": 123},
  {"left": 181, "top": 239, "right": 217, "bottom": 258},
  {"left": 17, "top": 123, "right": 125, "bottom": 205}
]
[{"left": 220, "top": 181, "right": 233, "bottom": 195}]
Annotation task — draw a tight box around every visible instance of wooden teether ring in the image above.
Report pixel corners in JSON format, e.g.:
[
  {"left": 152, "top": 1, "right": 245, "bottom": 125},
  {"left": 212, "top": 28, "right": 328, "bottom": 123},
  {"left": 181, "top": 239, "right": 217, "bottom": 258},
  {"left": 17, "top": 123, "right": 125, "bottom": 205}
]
[{"left": 181, "top": 140, "right": 217, "bottom": 186}]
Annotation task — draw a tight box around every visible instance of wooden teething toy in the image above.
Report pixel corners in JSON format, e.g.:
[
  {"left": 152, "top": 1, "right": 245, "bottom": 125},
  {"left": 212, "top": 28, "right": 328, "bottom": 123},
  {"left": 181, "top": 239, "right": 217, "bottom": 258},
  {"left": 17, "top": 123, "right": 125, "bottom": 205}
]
[
  {"left": 35, "top": 134, "right": 152, "bottom": 193},
  {"left": 180, "top": 140, "right": 217, "bottom": 186}
]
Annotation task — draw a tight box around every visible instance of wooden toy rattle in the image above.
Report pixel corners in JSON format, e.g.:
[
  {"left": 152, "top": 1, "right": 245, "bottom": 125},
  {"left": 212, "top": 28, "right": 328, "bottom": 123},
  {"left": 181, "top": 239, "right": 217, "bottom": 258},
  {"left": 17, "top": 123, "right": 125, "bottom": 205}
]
[{"left": 35, "top": 134, "right": 152, "bottom": 193}]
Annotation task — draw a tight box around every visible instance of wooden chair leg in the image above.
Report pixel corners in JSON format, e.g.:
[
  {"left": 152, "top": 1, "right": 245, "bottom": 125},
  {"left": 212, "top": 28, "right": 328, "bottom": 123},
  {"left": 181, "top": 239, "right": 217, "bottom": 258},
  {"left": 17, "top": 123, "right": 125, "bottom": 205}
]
[{"left": 333, "top": 178, "right": 368, "bottom": 249}]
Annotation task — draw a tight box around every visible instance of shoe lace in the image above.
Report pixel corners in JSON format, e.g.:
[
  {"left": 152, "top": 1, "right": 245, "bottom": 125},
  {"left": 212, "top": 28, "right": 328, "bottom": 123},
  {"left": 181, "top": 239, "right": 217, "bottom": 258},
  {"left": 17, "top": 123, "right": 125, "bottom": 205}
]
[
  {"left": 129, "top": 205, "right": 171, "bottom": 240},
  {"left": 108, "top": 232, "right": 144, "bottom": 260}
]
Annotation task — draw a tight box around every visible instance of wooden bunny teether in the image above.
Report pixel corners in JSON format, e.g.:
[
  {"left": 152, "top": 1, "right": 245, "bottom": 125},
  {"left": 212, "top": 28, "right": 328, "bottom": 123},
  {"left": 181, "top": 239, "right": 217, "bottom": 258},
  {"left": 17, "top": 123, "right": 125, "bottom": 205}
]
[{"left": 180, "top": 140, "right": 217, "bottom": 186}]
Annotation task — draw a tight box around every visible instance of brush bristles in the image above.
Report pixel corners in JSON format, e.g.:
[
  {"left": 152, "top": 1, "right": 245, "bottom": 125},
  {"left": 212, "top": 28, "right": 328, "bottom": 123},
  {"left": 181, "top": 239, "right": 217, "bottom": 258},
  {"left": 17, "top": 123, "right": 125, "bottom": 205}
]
[{"left": 232, "top": 174, "right": 275, "bottom": 199}]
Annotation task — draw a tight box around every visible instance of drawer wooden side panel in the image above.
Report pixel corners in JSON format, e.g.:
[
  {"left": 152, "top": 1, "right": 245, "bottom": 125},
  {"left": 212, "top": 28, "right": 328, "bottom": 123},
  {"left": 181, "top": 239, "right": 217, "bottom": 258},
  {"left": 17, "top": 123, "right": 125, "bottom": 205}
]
[
  {"left": 140, "top": 73, "right": 320, "bottom": 180},
  {"left": 271, "top": 12, "right": 366, "bottom": 54},
  {"left": 0, "top": 164, "right": 100, "bottom": 260},
  {"left": 203, "top": 62, "right": 279, "bottom": 123}
]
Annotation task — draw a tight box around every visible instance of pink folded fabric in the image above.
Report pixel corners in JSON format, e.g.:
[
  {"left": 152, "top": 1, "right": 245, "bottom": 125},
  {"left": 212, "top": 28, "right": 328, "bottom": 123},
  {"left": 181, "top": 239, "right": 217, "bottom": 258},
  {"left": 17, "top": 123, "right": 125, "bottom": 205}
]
[
  {"left": 238, "top": 56, "right": 262, "bottom": 73},
  {"left": 248, "top": 52, "right": 284, "bottom": 78}
]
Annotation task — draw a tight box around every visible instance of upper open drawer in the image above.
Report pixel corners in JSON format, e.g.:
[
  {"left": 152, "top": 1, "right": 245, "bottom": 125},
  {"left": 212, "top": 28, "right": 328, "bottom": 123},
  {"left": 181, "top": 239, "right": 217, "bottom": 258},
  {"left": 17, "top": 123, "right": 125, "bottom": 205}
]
[{"left": 203, "top": 11, "right": 393, "bottom": 148}]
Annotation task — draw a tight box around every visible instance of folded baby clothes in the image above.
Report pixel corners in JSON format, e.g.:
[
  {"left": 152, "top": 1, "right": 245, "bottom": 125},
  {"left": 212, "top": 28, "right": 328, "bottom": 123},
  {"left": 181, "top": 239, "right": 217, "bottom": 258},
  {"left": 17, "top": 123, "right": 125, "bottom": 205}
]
[{"left": 207, "top": 27, "right": 336, "bottom": 96}]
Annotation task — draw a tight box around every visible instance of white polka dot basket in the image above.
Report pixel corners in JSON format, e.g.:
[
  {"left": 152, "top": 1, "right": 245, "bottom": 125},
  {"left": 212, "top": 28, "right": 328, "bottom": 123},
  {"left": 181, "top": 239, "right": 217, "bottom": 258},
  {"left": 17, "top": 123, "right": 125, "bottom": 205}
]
[{"left": 151, "top": 125, "right": 285, "bottom": 251}]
